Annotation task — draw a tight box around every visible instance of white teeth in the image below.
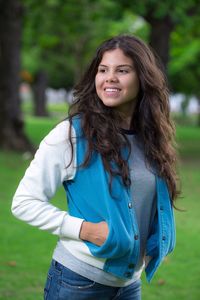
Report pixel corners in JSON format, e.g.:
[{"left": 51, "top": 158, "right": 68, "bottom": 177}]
[{"left": 105, "top": 88, "right": 119, "bottom": 92}]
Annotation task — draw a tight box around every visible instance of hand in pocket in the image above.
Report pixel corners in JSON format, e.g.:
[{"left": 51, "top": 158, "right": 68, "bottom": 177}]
[{"left": 80, "top": 221, "right": 109, "bottom": 246}]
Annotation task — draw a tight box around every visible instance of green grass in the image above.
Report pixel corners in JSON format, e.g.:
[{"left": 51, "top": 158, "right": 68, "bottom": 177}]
[
  {"left": 23, "top": 102, "right": 68, "bottom": 146},
  {"left": 176, "top": 126, "right": 200, "bottom": 160},
  {"left": 0, "top": 113, "right": 200, "bottom": 299}
]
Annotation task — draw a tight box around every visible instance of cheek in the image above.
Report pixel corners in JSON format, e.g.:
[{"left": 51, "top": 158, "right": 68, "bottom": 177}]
[
  {"left": 129, "top": 77, "right": 140, "bottom": 95},
  {"left": 95, "top": 75, "right": 103, "bottom": 93},
  {"left": 95, "top": 75, "right": 99, "bottom": 90}
]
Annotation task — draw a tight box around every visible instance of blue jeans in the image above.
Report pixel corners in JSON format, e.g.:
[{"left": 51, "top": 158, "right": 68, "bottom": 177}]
[{"left": 44, "top": 260, "right": 141, "bottom": 300}]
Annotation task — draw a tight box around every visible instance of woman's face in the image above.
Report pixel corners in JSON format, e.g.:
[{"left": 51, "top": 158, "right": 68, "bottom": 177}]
[{"left": 95, "top": 48, "right": 140, "bottom": 117}]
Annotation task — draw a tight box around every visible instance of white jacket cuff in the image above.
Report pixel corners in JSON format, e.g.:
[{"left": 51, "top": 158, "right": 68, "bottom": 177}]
[{"left": 60, "top": 215, "right": 84, "bottom": 240}]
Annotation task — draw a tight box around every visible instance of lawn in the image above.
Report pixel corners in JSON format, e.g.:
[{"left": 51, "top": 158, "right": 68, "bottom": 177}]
[{"left": 0, "top": 111, "right": 200, "bottom": 299}]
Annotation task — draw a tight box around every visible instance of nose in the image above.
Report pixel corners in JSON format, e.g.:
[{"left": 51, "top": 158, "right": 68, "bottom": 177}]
[{"left": 105, "top": 71, "right": 118, "bottom": 82}]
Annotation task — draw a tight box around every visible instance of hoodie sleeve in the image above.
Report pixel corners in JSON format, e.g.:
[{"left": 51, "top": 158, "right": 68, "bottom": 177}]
[{"left": 11, "top": 120, "right": 84, "bottom": 240}]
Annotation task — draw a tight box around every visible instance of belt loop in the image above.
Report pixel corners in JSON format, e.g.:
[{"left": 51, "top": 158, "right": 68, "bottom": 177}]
[{"left": 52, "top": 259, "right": 63, "bottom": 272}]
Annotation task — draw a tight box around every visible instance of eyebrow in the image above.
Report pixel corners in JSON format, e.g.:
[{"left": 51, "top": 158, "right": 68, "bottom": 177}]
[{"left": 99, "top": 64, "right": 133, "bottom": 69}]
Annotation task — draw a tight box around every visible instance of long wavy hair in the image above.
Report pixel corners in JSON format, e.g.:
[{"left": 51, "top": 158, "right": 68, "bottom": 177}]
[{"left": 68, "top": 35, "right": 180, "bottom": 205}]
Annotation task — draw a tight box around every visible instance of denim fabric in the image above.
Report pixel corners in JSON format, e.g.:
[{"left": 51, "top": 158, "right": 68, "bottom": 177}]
[{"left": 44, "top": 260, "right": 141, "bottom": 300}]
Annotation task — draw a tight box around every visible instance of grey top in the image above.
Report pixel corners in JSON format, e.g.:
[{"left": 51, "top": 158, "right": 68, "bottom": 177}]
[{"left": 53, "top": 131, "right": 156, "bottom": 287}]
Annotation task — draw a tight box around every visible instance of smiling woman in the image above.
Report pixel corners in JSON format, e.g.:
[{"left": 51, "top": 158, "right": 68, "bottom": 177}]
[
  {"left": 12, "top": 35, "right": 180, "bottom": 300},
  {"left": 95, "top": 48, "right": 140, "bottom": 127}
]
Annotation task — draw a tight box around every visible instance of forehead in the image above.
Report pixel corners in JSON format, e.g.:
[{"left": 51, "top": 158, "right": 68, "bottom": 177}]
[{"left": 99, "top": 48, "right": 133, "bottom": 66}]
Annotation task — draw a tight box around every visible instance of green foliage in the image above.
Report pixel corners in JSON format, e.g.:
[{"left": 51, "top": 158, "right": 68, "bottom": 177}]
[
  {"left": 21, "top": 0, "right": 149, "bottom": 88},
  {"left": 118, "top": 0, "right": 198, "bottom": 22},
  {"left": 169, "top": 13, "right": 200, "bottom": 97},
  {"left": 104, "top": 11, "right": 149, "bottom": 41},
  {"left": 21, "top": 0, "right": 200, "bottom": 102},
  {"left": 117, "top": 0, "right": 200, "bottom": 101}
]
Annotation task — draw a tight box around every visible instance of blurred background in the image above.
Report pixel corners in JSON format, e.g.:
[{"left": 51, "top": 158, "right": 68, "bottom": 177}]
[{"left": 0, "top": 0, "right": 200, "bottom": 299}]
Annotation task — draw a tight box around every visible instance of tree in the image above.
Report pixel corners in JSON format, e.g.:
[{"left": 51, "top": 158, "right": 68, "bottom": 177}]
[
  {"left": 21, "top": 0, "right": 126, "bottom": 115},
  {"left": 118, "top": 0, "right": 200, "bottom": 72},
  {"left": 115, "top": 0, "right": 200, "bottom": 125},
  {"left": 169, "top": 13, "right": 200, "bottom": 125},
  {"left": 22, "top": 0, "right": 122, "bottom": 89},
  {"left": 0, "top": 0, "right": 32, "bottom": 151},
  {"left": 32, "top": 70, "right": 48, "bottom": 116}
]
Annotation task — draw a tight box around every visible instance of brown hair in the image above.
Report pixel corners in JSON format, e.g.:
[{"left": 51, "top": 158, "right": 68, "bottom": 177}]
[{"left": 68, "top": 35, "right": 180, "bottom": 205}]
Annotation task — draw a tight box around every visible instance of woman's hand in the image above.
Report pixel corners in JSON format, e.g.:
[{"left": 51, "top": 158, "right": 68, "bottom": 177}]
[{"left": 79, "top": 221, "right": 109, "bottom": 246}]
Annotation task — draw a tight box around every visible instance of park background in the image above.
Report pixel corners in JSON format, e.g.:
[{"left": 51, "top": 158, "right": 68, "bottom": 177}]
[{"left": 0, "top": 0, "right": 200, "bottom": 299}]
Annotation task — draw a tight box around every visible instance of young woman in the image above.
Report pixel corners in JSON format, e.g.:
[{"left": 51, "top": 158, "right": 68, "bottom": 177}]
[{"left": 12, "top": 35, "right": 179, "bottom": 300}]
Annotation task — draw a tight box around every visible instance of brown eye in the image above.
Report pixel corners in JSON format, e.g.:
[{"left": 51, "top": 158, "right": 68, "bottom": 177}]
[
  {"left": 98, "top": 68, "right": 106, "bottom": 73},
  {"left": 118, "top": 69, "right": 129, "bottom": 73}
]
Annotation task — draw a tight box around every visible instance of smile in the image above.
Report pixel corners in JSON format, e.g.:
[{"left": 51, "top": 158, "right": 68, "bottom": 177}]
[{"left": 104, "top": 88, "right": 121, "bottom": 92}]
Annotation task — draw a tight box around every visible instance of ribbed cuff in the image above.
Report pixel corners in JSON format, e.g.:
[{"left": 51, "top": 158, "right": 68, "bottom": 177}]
[{"left": 60, "top": 214, "right": 84, "bottom": 240}]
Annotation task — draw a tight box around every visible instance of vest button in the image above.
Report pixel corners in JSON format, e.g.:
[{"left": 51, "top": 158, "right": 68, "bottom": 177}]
[
  {"left": 124, "top": 271, "right": 132, "bottom": 278},
  {"left": 128, "top": 202, "right": 132, "bottom": 209},
  {"left": 162, "top": 236, "right": 166, "bottom": 240},
  {"left": 134, "top": 234, "right": 139, "bottom": 240},
  {"left": 128, "top": 263, "right": 135, "bottom": 269}
]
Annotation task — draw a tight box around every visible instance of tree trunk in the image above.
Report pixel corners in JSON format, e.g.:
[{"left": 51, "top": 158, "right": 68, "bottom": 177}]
[
  {"left": 0, "top": 0, "right": 33, "bottom": 151},
  {"left": 32, "top": 70, "right": 49, "bottom": 117},
  {"left": 145, "top": 14, "right": 175, "bottom": 72}
]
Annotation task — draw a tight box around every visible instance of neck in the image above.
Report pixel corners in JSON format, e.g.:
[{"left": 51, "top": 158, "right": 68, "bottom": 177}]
[
  {"left": 119, "top": 116, "right": 132, "bottom": 130},
  {"left": 115, "top": 103, "right": 136, "bottom": 130}
]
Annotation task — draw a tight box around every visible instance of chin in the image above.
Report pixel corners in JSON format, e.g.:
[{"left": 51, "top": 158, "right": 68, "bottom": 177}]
[{"left": 101, "top": 99, "right": 120, "bottom": 107}]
